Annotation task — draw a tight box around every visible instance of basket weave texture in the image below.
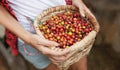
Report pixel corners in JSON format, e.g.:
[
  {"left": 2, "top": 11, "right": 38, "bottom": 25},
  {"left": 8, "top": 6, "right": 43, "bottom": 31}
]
[{"left": 34, "top": 5, "right": 100, "bottom": 70}]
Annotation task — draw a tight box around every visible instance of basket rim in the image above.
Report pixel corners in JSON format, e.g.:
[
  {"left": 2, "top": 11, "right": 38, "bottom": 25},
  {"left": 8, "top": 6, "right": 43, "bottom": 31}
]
[{"left": 34, "top": 5, "right": 99, "bottom": 36}]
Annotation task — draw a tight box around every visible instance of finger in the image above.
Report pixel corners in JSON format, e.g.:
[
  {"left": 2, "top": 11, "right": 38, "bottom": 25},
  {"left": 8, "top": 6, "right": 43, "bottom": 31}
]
[
  {"left": 51, "top": 49, "right": 81, "bottom": 63},
  {"left": 85, "top": 9, "right": 95, "bottom": 19},
  {"left": 49, "top": 55, "right": 67, "bottom": 63},
  {"left": 40, "top": 46, "right": 65, "bottom": 56},
  {"left": 82, "top": 4, "right": 96, "bottom": 20},
  {"left": 41, "top": 47, "right": 71, "bottom": 62},
  {"left": 40, "top": 46, "right": 70, "bottom": 58},
  {"left": 37, "top": 38, "right": 58, "bottom": 47},
  {"left": 51, "top": 48, "right": 70, "bottom": 57},
  {"left": 79, "top": 5, "right": 85, "bottom": 17},
  {"left": 65, "top": 51, "right": 75, "bottom": 59},
  {"left": 49, "top": 58, "right": 61, "bottom": 64},
  {"left": 54, "top": 47, "right": 62, "bottom": 51},
  {"left": 49, "top": 49, "right": 71, "bottom": 61}
]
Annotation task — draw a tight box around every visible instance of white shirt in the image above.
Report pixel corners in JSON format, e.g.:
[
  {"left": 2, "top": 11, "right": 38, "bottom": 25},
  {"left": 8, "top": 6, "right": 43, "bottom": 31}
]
[{"left": 8, "top": 0, "right": 66, "bottom": 33}]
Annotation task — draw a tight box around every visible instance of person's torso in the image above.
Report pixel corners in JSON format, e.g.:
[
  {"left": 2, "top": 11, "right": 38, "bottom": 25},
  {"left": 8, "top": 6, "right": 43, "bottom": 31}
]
[{"left": 8, "top": 0, "right": 66, "bottom": 33}]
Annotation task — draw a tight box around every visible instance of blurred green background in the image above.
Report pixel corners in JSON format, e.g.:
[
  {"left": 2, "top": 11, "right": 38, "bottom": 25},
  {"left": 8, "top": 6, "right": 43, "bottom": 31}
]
[{"left": 0, "top": 0, "right": 120, "bottom": 70}]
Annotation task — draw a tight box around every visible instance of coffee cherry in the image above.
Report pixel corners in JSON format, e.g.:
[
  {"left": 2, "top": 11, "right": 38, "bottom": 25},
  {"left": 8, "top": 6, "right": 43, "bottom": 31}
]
[
  {"left": 71, "top": 28, "right": 75, "bottom": 32},
  {"left": 68, "top": 32, "right": 73, "bottom": 36},
  {"left": 85, "top": 29, "right": 89, "bottom": 33},
  {"left": 61, "top": 21, "right": 64, "bottom": 25},
  {"left": 46, "top": 29, "right": 50, "bottom": 33},
  {"left": 82, "top": 26, "right": 86, "bottom": 29},
  {"left": 66, "top": 36, "right": 71, "bottom": 40},
  {"left": 57, "top": 36, "right": 60, "bottom": 40}
]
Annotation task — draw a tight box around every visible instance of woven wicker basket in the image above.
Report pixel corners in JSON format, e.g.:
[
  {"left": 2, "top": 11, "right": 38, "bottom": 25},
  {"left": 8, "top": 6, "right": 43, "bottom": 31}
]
[{"left": 34, "top": 5, "right": 100, "bottom": 70}]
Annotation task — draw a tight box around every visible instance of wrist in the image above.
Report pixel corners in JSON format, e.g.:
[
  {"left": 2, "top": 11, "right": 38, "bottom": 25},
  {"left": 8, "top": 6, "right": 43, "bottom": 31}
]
[{"left": 22, "top": 31, "right": 33, "bottom": 44}]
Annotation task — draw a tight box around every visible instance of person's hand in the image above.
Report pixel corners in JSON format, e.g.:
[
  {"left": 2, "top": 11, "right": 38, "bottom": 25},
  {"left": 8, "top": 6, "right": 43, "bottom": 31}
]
[
  {"left": 28, "top": 34, "right": 72, "bottom": 64},
  {"left": 72, "top": 0, "right": 99, "bottom": 32},
  {"left": 41, "top": 46, "right": 72, "bottom": 64},
  {"left": 29, "top": 34, "right": 58, "bottom": 47},
  {"left": 72, "top": 0, "right": 95, "bottom": 19}
]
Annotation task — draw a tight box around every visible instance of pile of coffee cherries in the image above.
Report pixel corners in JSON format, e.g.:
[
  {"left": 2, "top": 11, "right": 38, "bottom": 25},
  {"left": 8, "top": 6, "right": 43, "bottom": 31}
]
[{"left": 39, "top": 11, "right": 93, "bottom": 48}]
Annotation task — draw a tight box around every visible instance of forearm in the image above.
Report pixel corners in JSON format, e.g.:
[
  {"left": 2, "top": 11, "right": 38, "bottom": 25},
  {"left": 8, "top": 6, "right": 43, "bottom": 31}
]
[{"left": 0, "top": 5, "right": 32, "bottom": 44}]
